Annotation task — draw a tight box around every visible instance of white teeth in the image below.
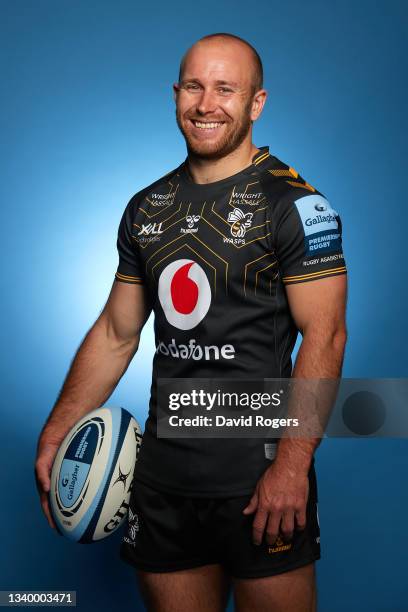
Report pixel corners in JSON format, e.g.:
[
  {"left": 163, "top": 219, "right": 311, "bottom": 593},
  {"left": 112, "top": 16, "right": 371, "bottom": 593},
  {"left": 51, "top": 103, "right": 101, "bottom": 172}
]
[{"left": 193, "top": 121, "right": 224, "bottom": 129}]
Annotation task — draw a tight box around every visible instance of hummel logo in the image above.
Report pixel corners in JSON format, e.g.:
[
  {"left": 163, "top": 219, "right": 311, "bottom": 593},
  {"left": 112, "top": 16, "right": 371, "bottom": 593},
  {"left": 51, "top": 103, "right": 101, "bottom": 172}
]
[
  {"left": 180, "top": 215, "right": 200, "bottom": 234},
  {"left": 186, "top": 215, "right": 200, "bottom": 228},
  {"left": 138, "top": 222, "right": 164, "bottom": 235}
]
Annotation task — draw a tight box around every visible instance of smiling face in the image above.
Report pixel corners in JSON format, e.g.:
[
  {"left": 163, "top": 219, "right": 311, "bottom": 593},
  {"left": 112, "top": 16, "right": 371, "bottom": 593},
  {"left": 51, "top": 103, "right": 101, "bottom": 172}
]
[{"left": 174, "top": 38, "right": 265, "bottom": 160}]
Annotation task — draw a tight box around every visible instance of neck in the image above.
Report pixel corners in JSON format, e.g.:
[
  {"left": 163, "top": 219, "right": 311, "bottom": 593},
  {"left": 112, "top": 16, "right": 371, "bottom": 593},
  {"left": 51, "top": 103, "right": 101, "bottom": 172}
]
[{"left": 185, "top": 139, "right": 260, "bottom": 184}]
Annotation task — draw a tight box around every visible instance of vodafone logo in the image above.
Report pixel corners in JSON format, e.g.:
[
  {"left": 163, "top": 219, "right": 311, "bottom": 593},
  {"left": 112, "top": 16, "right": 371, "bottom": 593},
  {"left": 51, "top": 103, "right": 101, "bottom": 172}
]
[{"left": 158, "top": 259, "right": 211, "bottom": 330}]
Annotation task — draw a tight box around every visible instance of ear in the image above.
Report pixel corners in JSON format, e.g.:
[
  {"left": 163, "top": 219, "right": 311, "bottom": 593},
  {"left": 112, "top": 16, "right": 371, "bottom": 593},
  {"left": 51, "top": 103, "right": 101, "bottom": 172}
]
[
  {"left": 250, "top": 89, "right": 267, "bottom": 121},
  {"left": 173, "top": 82, "right": 180, "bottom": 103}
]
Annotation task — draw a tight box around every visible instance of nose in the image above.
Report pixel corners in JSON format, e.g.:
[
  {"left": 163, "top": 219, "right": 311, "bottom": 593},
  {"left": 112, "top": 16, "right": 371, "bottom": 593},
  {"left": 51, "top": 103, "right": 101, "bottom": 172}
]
[{"left": 196, "top": 88, "right": 217, "bottom": 115}]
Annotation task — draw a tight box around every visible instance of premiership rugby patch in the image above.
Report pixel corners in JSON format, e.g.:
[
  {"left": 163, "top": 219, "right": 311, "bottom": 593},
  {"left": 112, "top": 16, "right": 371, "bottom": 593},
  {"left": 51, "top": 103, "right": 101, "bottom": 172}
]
[{"left": 294, "top": 194, "right": 341, "bottom": 256}]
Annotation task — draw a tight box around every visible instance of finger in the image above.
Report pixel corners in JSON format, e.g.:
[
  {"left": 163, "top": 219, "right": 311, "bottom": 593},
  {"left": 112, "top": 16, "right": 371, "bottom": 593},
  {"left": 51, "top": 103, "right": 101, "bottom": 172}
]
[
  {"left": 40, "top": 491, "right": 56, "bottom": 529},
  {"left": 34, "top": 464, "right": 49, "bottom": 497},
  {"left": 280, "top": 510, "right": 295, "bottom": 542},
  {"left": 265, "top": 510, "right": 281, "bottom": 546},
  {"left": 242, "top": 492, "right": 258, "bottom": 515},
  {"left": 35, "top": 464, "right": 50, "bottom": 495},
  {"left": 295, "top": 506, "right": 307, "bottom": 531},
  {"left": 35, "top": 446, "right": 58, "bottom": 492},
  {"left": 252, "top": 508, "right": 268, "bottom": 546}
]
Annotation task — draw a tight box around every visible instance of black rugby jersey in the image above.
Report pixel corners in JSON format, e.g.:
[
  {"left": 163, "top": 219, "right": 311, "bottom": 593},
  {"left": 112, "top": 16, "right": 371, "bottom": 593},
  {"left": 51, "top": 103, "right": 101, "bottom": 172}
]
[{"left": 115, "top": 146, "right": 347, "bottom": 496}]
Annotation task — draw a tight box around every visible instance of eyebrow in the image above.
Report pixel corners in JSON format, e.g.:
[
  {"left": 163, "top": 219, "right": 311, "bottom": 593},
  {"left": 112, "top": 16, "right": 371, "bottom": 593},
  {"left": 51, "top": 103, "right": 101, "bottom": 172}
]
[
  {"left": 181, "top": 78, "right": 239, "bottom": 88},
  {"left": 213, "top": 79, "right": 239, "bottom": 87}
]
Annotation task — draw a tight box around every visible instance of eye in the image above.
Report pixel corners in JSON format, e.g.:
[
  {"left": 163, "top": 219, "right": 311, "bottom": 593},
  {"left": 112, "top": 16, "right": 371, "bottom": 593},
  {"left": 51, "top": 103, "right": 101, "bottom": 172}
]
[
  {"left": 185, "top": 83, "right": 200, "bottom": 91},
  {"left": 218, "top": 87, "right": 233, "bottom": 93}
]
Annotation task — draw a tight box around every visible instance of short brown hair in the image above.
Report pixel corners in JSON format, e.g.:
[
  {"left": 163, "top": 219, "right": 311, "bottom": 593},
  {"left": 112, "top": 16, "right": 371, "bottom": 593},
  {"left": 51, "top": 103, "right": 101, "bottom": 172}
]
[{"left": 178, "top": 32, "right": 264, "bottom": 93}]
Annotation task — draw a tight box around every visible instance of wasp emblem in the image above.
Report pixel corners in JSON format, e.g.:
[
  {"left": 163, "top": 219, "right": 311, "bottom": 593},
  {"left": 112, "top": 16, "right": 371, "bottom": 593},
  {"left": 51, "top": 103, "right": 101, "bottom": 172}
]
[{"left": 227, "top": 208, "right": 253, "bottom": 238}]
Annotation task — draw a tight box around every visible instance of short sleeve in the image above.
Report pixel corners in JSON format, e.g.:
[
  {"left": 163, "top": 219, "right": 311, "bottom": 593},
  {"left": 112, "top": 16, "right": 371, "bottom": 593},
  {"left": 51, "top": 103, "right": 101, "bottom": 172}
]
[
  {"left": 114, "top": 199, "right": 145, "bottom": 285},
  {"left": 274, "top": 192, "right": 347, "bottom": 285}
]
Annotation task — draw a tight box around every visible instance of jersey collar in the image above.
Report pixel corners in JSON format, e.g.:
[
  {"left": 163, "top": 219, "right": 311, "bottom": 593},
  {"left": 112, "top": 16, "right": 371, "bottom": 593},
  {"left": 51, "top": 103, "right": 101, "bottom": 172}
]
[
  {"left": 178, "top": 145, "right": 271, "bottom": 188},
  {"left": 252, "top": 145, "right": 271, "bottom": 167}
]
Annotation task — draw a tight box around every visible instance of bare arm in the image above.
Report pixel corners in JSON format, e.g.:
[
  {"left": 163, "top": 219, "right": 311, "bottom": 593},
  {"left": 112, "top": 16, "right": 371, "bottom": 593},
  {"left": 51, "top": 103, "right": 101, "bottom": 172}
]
[
  {"left": 273, "top": 273, "right": 348, "bottom": 473},
  {"left": 243, "top": 274, "right": 348, "bottom": 545},
  {"left": 35, "top": 280, "right": 151, "bottom": 528}
]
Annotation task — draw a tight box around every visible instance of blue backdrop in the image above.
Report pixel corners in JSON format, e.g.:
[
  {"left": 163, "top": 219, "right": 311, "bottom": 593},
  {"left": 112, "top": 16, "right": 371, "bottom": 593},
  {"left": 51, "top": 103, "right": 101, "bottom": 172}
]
[{"left": 1, "top": 1, "right": 407, "bottom": 610}]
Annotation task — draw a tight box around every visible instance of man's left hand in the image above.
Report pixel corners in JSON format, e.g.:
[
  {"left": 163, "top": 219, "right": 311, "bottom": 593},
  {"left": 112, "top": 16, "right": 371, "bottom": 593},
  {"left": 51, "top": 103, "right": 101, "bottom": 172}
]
[{"left": 242, "top": 462, "right": 309, "bottom": 546}]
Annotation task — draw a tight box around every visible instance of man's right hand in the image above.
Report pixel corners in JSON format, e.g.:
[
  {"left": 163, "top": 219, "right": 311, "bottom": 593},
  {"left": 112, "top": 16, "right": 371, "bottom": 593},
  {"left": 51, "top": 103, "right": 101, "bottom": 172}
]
[
  {"left": 34, "top": 281, "right": 151, "bottom": 532},
  {"left": 34, "top": 433, "right": 64, "bottom": 530}
]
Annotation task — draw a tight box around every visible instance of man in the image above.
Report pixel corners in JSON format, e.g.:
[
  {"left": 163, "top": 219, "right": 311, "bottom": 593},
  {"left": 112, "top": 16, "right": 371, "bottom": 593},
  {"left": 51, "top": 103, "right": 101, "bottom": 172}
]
[{"left": 35, "top": 33, "right": 347, "bottom": 611}]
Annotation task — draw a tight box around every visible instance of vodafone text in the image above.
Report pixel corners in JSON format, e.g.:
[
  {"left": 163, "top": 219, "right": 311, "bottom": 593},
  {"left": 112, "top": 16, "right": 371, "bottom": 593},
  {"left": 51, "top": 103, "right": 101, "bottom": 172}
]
[{"left": 157, "top": 338, "right": 235, "bottom": 360}]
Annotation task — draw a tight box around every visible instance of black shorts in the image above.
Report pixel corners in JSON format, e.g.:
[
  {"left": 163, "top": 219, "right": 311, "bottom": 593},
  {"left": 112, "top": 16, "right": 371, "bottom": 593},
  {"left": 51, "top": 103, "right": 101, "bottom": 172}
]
[{"left": 119, "top": 464, "right": 321, "bottom": 579}]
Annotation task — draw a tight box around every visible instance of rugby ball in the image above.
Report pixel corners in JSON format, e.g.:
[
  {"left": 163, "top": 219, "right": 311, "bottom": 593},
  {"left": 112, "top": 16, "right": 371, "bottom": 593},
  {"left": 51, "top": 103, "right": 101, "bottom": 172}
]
[{"left": 49, "top": 406, "right": 142, "bottom": 543}]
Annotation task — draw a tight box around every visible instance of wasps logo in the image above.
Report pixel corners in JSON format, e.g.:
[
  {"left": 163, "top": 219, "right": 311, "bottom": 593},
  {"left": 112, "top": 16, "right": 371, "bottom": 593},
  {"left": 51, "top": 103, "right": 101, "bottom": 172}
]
[{"left": 227, "top": 208, "right": 253, "bottom": 238}]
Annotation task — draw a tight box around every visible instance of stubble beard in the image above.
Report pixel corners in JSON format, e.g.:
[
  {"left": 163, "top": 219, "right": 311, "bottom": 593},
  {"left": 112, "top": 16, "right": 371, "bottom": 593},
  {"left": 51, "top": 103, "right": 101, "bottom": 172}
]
[{"left": 176, "top": 98, "right": 253, "bottom": 161}]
